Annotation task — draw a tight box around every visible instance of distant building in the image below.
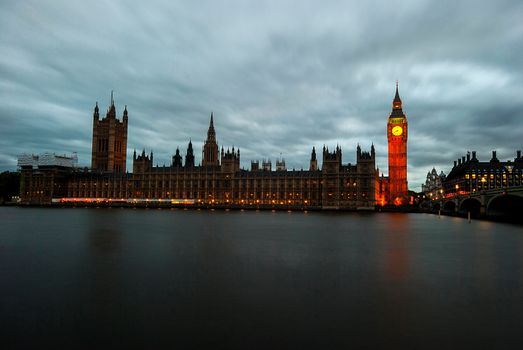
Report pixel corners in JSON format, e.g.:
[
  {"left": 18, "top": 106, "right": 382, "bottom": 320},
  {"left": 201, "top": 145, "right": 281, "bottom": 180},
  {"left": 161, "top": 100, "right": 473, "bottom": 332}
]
[
  {"left": 18, "top": 153, "right": 78, "bottom": 169},
  {"left": 443, "top": 150, "right": 523, "bottom": 197},
  {"left": 18, "top": 152, "right": 78, "bottom": 203},
  {"left": 422, "top": 168, "right": 446, "bottom": 192},
  {"left": 422, "top": 168, "right": 446, "bottom": 200}
]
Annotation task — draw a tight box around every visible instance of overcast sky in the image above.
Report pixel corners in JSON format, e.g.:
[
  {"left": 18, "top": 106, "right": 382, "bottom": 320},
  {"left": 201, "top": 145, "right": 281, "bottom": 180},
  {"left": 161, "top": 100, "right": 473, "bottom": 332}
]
[{"left": 1, "top": 0, "right": 522, "bottom": 190}]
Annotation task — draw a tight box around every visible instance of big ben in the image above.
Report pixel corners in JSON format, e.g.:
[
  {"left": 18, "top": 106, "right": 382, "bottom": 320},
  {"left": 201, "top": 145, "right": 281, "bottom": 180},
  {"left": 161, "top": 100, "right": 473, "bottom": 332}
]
[{"left": 387, "top": 83, "right": 408, "bottom": 205}]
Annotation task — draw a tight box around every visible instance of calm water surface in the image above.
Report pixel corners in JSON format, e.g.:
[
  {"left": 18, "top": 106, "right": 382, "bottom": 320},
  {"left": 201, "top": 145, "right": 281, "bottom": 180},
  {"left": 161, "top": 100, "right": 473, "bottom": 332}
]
[{"left": 1, "top": 207, "right": 522, "bottom": 348}]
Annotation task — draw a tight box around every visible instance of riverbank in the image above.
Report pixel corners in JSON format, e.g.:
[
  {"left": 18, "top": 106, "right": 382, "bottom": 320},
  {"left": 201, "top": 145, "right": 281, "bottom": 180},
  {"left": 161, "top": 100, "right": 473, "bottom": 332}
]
[
  {"left": 419, "top": 208, "right": 523, "bottom": 225},
  {"left": 7, "top": 202, "right": 521, "bottom": 224},
  {"left": 11, "top": 202, "right": 424, "bottom": 215}
]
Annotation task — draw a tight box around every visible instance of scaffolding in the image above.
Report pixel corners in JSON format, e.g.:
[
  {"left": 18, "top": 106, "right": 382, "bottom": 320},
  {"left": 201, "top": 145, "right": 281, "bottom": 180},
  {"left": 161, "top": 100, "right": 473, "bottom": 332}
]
[{"left": 18, "top": 152, "right": 78, "bottom": 169}]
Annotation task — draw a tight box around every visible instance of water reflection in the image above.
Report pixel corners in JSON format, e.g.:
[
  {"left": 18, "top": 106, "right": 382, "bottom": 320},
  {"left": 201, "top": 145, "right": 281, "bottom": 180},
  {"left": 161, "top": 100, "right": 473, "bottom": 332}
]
[
  {"left": 85, "top": 209, "right": 123, "bottom": 253},
  {"left": 2, "top": 207, "right": 523, "bottom": 348},
  {"left": 82, "top": 209, "right": 126, "bottom": 336},
  {"left": 384, "top": 214, "right": 410, "bottom": 282}
]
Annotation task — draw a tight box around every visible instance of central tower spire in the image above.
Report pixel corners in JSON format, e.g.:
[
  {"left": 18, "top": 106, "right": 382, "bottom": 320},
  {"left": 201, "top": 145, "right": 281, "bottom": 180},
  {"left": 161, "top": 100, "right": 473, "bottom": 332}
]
[
  {"left": 107, "top": 90, "right": 116, "bottom": 118},
  {"left": 202, "top": 112, "right": 219, "bottom": 166},
  {"left": 207, "top": 112, "right": 216, "bottom": 142}
]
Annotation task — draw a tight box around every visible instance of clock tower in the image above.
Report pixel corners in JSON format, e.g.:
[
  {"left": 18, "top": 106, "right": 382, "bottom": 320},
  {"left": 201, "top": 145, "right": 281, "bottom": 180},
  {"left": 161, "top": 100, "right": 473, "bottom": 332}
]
[{"left": 387, "top": 83, "right": 408, "bottom": 205}]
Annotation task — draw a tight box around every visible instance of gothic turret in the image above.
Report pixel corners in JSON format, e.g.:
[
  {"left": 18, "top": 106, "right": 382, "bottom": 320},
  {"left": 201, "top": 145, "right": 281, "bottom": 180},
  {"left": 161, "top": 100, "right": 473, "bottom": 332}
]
[
  {"left": 322, "top": 145, "right": 342, "bottom": 173},
  {"left": 356, "top": 144, "right": 376, "bottom": 192},
  {"left": 172, "top": 147, "right": 183, "bottom": 168},
  {"left": 106, "top": 90, "right": 116, "bottom": 119},
  {"left": 93, "top": 102, "right": 99, "bottom": 120},
  {"left": 357, "top": 144, "right": 375, "bottom": 161},
  {"left": 490, "top": 151, "right": 499, "bottom": 163},
  {"left": 220, "top": 146, "right": 240, "bottom": 174},
  {"left": 202, "top": 112, "right": 219, "bottom": 166},
  {"left": 276, "top": 156, "right": 286, "bottom": 171},
  {"left": 185, "top": 140, "right": 195, "bottom": 167},
  {"left": 309, "top": 147, "right": 318, "bottom": 171},
  {"left": 207, "top": 112, "right": 216, "bottom": 141},
  {"left": 132, "top": 148, "right": 152, "bottom": 173}
]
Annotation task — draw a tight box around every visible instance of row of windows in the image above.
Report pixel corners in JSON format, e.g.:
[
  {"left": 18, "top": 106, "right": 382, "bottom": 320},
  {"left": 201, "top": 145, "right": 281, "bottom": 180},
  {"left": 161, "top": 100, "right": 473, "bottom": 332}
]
[
  {"left": 465, "top": 173, "right": 521, "bottom": 179},
  {"left": 445, "top": 177, "right": 523, "bottom": 194},
  {"left": 69, "top": 190, "right": 373, "bottom": 200},
  {"left": 71, "top": 180, "right": 335, "bottom": 188}
]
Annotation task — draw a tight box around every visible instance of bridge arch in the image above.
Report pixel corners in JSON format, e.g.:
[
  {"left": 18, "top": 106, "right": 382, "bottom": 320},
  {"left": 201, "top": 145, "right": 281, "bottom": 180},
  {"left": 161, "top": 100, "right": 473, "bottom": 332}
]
[
  {"left": 459, "top": 198, "right": 482, "bottom": 218},
  {"left": 487, "top": 194, "right": 523, "bottom": 222},
  {"left": 442, "top": 201, "right": 456, "bottom": 213},
  {"left": 432, "top": 202, "right": 441, "bottom": 212}
]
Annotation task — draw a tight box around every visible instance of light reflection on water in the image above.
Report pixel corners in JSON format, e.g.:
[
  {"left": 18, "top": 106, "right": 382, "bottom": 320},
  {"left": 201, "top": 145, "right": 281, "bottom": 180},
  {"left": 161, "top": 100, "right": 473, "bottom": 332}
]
[{"left": 0, "top": 207, "right": 522, "bottom": 348}]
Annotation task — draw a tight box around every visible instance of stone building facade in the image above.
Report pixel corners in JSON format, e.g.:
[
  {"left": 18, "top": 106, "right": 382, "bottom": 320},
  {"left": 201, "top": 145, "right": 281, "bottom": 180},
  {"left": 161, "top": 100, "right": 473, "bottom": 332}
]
[
  {"left": 421, "top": 168, "right": 446, "bottom": 200},
  {"left": 91, "top": 91, "right": 128, "bottom": 173},
  {"left": 19, "top": 98, "right": 380, "bottom": 209},
  {"left": 443, "top": 150, "right": 523, "bottom": 197}
]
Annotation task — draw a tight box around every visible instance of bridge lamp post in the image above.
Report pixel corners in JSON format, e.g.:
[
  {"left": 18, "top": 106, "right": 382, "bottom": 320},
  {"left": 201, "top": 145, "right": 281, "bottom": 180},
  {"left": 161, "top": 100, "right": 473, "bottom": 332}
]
[{"left": 455, "top": 184, "right": 459, "bottom": 196}]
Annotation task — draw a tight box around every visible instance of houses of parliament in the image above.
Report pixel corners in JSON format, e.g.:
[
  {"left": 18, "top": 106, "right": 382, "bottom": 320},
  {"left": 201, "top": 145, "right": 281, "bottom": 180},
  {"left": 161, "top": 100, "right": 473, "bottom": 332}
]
[{"left": 19, "top": 86, "right": 410, "bottom": 209}]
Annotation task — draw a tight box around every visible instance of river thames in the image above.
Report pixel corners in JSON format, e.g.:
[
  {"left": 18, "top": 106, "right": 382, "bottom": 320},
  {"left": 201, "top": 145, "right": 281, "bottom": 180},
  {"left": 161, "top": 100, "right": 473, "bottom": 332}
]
[{"left": 1, "top": 207, "right": 522, "bottom": 348}]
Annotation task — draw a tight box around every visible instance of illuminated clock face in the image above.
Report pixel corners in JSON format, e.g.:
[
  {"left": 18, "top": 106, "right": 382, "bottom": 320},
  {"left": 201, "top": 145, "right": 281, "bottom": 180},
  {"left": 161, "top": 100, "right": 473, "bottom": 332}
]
[{"left": 392, "top": 126, "right": 403, "bottom": 136}]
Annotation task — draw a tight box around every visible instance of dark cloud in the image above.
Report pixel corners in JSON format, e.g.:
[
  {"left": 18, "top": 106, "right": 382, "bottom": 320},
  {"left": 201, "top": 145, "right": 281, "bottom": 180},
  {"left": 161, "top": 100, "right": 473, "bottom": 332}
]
[{"left": 1, "top": 0, "right": 522, "bottom": 190}]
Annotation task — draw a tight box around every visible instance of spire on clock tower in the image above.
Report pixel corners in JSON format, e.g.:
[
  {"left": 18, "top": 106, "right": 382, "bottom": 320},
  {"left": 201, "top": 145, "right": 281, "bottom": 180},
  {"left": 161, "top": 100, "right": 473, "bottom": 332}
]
[
  {"left": 390, "top": 82, "right": 406, "bottom": 118},
  {"left": 393, "top": 81, "right": 402, "bottom": 108}
]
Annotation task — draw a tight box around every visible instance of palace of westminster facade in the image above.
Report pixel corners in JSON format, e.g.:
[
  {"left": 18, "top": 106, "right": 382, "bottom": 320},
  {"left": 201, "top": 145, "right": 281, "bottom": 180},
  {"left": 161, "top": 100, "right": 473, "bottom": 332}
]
[{"left": 19, "top": 87, "right": 410, "bottom": 208}]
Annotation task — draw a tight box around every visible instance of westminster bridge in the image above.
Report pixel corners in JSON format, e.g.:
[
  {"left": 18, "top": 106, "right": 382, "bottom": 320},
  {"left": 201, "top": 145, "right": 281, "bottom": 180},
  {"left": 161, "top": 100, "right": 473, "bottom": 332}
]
[{"left": 432, "top": 186, "right": 523, "bottom": 221}]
